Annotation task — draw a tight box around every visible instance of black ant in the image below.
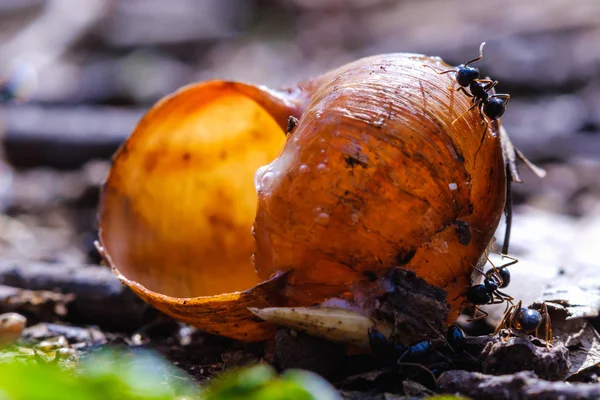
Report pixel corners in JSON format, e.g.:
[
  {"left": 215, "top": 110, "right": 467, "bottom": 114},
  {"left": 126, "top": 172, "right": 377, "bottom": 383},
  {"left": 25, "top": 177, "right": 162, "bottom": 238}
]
[
  {"left": 495, "top": 300, "right": 553, "bottom": 350},
  {"left": 466, "top": 253, "right": 518, "bottom": 320},
  {"left": 425, "top": 42, "right": 511, "bottom": 125},
  {"left": 368, "top": 327, "right": 432, "bottom": 365},
  {"left": 368, "top": 324, "right": 470, "bottom": 365},
  {"left": 462, "top": 83, "right": 510, "bottom": 125}
]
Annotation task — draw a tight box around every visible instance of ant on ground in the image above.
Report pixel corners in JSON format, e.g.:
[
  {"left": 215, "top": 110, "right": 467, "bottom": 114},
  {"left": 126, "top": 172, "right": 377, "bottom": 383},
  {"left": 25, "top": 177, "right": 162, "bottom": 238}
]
[
  {"left": 368, "top": 325, "right": 475, "bottom": 383},
  {"left": 368, "top": 324, "right": 469, "bottom": 365},
  {"left": 368, "top": 327, "right": 432, "bottom": 365},
  {"left": 495, "top": 300, "right": 553, "bottom": 350}
]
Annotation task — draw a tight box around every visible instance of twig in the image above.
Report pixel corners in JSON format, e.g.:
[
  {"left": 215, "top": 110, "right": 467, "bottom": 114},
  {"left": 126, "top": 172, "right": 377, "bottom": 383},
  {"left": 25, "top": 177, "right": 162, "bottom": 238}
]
[
  {"left": 0, "top": 261, "right": 149, "bottom": 331},
  {"left": 2, "top": 105, "right": 142, "bottom": 169}
]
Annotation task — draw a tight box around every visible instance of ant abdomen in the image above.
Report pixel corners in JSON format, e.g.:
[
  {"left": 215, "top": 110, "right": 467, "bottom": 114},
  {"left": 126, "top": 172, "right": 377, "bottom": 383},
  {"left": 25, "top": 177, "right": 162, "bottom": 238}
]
[
  {"left": 483, "top": 97, "right": 508, "bottom": 120},
  {"left": 515, "top": 307, "right": 542, "bottom": 333}
]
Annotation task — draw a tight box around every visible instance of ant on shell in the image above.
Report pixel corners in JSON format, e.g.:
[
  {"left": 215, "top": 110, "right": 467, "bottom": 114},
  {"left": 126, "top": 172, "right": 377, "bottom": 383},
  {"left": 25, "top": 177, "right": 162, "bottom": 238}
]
[
  {"left": 425, "top": 42, "right": 511, "bottom": 125},
  {"left": 426, "top": 44, "right": 517, "bottom": 256},
  {"left": 466, "top": 252, "right": 518, "bottom": 320},
  {"left": 495, "top": 300, "right": 553, "bottom": 350}
]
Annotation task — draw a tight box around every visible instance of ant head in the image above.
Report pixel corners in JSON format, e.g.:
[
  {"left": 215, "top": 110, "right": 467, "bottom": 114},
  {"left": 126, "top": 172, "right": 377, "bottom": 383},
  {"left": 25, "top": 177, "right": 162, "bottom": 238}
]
[
  {"left": 497, "top": 268, "right": 510, "bottom": 288},
  {"left": 456, "top": 66, "right": 480, "bottom": 87},
  {"left": 455, "top": 42, "right": 486, "bottom": 87},
  {"left": 515, "top": 307, "right": 542, "bottom": 333},
  {"left": 483, "top": 96, "right": 508, "bottom": 120},
  {"left": 485, "top": 267, "right": 511, "bottom": 289},
  {"left": 466, "top": 284, "right": 493, "bottom": 305}
]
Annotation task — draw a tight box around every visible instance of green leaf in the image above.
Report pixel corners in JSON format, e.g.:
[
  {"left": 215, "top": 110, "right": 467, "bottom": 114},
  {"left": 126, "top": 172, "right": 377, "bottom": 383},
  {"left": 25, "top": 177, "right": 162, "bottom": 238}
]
[
  {"left": 0, "top": 348, "right": 197, "bottom": 400},
  {"left": 200, "top": 364, "right": 340, "bottom": 400}
]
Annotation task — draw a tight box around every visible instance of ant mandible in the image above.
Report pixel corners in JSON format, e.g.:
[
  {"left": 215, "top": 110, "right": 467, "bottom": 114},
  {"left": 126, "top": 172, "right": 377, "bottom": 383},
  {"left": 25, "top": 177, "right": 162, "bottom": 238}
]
[
  {"left": 425, "top": 42, "right": 511, "bottom": 124},
  {"left": 495, "top": 300, "right": 553, "bottom": 350},
  {"left": 466, "top": 253, "right": 517, "bottom": 320}
]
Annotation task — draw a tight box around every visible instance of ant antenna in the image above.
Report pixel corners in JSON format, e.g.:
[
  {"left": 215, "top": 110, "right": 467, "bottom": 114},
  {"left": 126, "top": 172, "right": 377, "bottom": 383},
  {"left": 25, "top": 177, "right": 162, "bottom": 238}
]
[
  {"left": 423, "top": 64, "right": 455, "bottom": 75},
  {"left": 464, "top": 42, "right": 486, "bottom": 67}
]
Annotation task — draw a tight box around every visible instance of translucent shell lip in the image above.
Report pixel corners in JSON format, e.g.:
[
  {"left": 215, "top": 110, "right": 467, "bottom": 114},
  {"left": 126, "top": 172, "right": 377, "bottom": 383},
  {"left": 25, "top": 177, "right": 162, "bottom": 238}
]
[
  {"left": 98, "top": 54, "right": 506, "bottom": 342},
  {"left": 97, "top": 80, "right": 293, "bottom": 341},
  {"left": 97, "top": 242, "right": 290, "bottom": 341}
]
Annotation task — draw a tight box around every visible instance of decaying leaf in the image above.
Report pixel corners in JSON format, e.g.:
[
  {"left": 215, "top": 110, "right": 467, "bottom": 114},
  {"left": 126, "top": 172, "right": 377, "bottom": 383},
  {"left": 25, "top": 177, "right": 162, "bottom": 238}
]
[
  {"left": 538, "top": 285, "right": 600, "bottom": 320},
  {"left": 546, "top": 304, "right": 600, "bottom": 379}
]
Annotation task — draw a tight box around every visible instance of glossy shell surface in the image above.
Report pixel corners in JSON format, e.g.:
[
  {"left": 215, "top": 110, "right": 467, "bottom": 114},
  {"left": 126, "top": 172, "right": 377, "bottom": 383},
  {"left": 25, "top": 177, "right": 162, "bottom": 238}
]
[{"left": 254, "top": 54, "right": 506, "bottom": 319}]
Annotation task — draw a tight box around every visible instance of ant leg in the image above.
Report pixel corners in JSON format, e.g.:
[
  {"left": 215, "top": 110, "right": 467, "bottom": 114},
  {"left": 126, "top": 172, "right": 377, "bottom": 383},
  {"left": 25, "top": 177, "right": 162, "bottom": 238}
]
[
  {"left": 457, "top": 86, "right": 474, "bottom": 97},
  {"left": 541, "top": 302, "right": 553, "bottom": 349},
  {"left": 498, "top": 258, "right": 518, "bottom": 271},
  {"left": 472, "top": 264, "right": 487, "bottom": 278},
  {"left": 490, "top": 94, "right": 511, "bottom": 105},
  {"left": 502, "top": 298, "right": 514, "bottom": 314},
  {"left": 468, "top": 306, "right": 489, "bottom": 322},
  {"left": 489, "top": 288, "right": 514, "bottom": 305},
  {"left": 495, "top": 253, "right": 519, "bottom": 266},
  {"left": 495, "top": 290, "right": 514, "bottom": 303},
  {"left": 464, "top": 42, "right": 486, "bottom": 66},
  {"left": 478, "top": 102, "right": 486, "bottom": 122},
  {"left": 485, "top": 253, "right": 500, "bottom": 274},
  {"left": 491, "top": 292, "right": 514, "bottom": 311},
  {"left": 487, "top": 240, "right": 519, "bottom": 267},
  {"left": 452, "top": 101, "right": 481, "bottom": 125},
  {"left": 473, "top": 120, "right": 488, "bottom": 160},
  {"left": 482, "top": 81, "right": 499, "bottom": 92},
  {"left": 495, "top": 302, "right": 519, "bottom": 335}
]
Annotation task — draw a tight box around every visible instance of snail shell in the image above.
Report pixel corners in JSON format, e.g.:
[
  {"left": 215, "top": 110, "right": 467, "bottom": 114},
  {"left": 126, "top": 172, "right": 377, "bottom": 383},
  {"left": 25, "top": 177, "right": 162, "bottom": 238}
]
[
  {"left": 255, "top": 53, "right": 505, "bottom": 319},
  {"left": 98, "top": 53, "right": 505, "bottom": 342}
]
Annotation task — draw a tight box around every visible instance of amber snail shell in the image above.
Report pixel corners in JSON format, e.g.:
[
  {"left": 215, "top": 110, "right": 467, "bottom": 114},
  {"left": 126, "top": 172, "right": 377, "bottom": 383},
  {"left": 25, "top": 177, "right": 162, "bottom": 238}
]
[{"left": 97, "top": 52, "right": 506, "bottom": 342}]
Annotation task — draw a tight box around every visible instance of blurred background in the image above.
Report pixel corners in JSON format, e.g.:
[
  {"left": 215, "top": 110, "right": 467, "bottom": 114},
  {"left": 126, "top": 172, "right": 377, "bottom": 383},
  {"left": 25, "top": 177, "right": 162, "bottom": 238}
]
[{"left": 0, "top": 0, "right": 599, "bottom": 321}]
